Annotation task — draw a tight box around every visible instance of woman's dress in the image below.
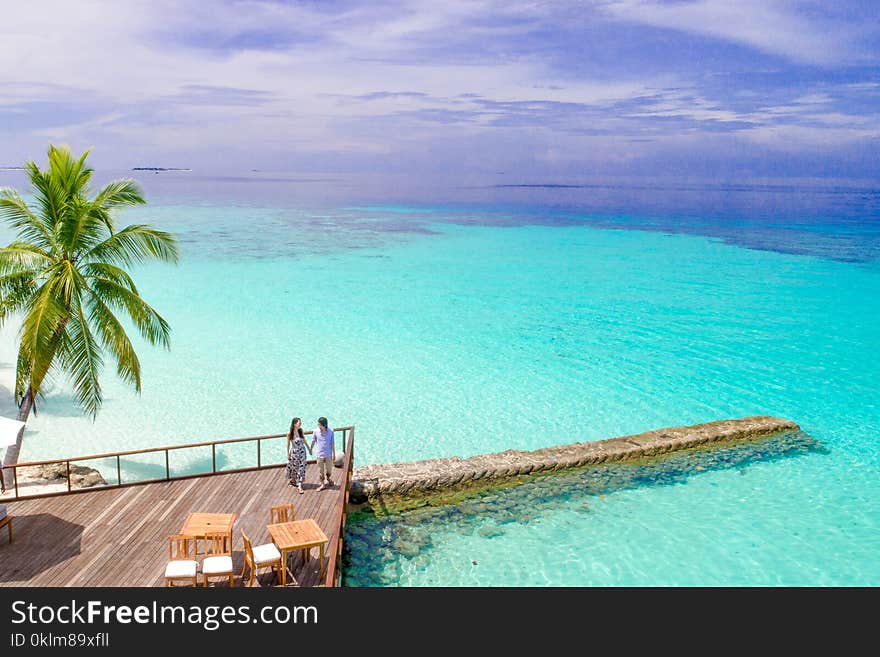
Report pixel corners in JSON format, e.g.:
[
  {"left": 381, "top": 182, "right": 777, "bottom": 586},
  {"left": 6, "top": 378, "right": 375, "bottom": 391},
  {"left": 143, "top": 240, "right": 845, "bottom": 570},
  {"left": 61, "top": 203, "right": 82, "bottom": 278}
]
[{"left": 286, "top": 434, "right": 307, "bottom": 484}]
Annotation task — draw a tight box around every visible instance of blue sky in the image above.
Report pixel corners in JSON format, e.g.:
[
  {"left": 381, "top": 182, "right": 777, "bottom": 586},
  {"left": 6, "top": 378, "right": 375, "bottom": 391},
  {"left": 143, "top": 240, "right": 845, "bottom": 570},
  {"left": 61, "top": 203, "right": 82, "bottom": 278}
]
[{"left": 1, "top": 0, "right": 878, "bottom": 180}]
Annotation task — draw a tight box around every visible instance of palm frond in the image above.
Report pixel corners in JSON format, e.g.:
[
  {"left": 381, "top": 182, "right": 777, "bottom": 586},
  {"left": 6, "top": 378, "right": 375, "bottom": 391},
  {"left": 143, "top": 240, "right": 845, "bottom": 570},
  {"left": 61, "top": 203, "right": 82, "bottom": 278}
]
[
  {"left": 82, "top": 262, "right": 138, "bottom": 293},
  {"left": 0, "top": 190, "right": 58, "bottom": 251},
  {"left": 89, "top": 275, "right": 171, "bottom": 348},
  {"left": 57, "top": 195, "right": 103, "bottom": 257},
  {"left": 18, "top": 273, "right": 71, "bottom": 396},
  {"left": 85, "top": 224, "right": 180, "bottom": 266},
  {"left": 93, "top": 179, "right": 145, "bottom": 208},
  {"left": 49, "top": 145, "right": 93, "bottom": 199},
  {"left": 58, "top": 299, "right": 103, "bottom": 418},
  {"left": 0, "top": 242, "right": 52, "bottom": 274},
  {"left": 90, "top": 179, "right": 146, "bottom": 232},
  {"left": 0, "top": 269, "right": 39, "bottom": 323},
  {"left": 0, "top": 269, "right": 40, "bottom": 293},
  {"left": 88, "top": 206, "right": 113, "bottom": 237},
  {"left": 87, "top": 293, "right": 141, "bottom": 391},
  {"left": 25, "top": 159, "right": 68, "bottom": 238}
]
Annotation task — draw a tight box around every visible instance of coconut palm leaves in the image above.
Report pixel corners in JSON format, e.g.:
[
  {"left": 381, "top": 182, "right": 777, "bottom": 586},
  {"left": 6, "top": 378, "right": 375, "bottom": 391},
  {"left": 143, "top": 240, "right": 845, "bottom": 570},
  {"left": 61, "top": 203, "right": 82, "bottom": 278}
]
[{"left": 0, "top": 145, "right": 179, "bottom": 420}]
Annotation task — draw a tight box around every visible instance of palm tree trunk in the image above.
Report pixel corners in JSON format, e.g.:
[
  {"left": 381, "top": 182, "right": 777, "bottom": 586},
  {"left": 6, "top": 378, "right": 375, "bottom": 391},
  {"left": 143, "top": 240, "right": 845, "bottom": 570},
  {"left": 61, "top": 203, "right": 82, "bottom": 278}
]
[
  {"left": 3, "top": 315, "right": 67, "bottom": 490},
  {"left": 1, "top": 389, "right": 33, "bottom": 490}
]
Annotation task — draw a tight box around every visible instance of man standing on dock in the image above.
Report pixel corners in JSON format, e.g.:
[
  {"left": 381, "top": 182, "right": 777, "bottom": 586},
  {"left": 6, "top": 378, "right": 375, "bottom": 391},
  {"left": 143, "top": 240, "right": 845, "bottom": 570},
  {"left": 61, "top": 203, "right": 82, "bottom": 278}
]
[{"left": 312, "top": 417, "right": 335, "bottom": 491}]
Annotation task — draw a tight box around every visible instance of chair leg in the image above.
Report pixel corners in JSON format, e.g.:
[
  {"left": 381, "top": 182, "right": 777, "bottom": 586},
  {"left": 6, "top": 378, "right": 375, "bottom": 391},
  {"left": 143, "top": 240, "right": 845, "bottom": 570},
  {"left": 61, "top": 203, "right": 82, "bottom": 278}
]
[
  {"left": 7, "top": 519, "right": 12, "bottom": 543},
  {"left": 228, "top": 574, "right": 234, "bottom": 587}
]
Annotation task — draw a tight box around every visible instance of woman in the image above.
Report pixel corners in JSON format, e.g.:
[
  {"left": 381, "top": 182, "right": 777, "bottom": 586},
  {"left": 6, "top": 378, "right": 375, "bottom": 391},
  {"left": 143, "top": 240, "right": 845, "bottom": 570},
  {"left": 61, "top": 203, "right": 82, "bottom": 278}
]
[{"left": 285, "top": 417, "right": 310, "bottom": 493}]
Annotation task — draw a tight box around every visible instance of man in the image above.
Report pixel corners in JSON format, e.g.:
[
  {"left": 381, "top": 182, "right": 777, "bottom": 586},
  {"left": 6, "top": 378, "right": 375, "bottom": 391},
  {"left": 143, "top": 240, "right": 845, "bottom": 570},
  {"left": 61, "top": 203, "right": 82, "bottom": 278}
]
[{"left": 311, "top": 417, "right": 335, "bottom": 491}]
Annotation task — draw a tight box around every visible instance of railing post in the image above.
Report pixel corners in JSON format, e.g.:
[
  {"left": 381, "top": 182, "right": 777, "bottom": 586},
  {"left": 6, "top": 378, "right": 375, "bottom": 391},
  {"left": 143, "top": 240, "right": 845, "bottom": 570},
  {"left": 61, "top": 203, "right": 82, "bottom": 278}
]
[
  {"left": 257, "top": 438, "right": 261, "bottom": 468},
  {"left": 165, "top": 450, "right": 170, "bottom": 480},
  {"left": 324, "top": 427, "right": 354, "bottom": 587},
  {"left": 212, "top": 444, "right": 216, "bottom": 473},
  {"left": 66, "top": 461, "right": 72, "bottom": 492},
  {"left": 117, "top": 455, "right": 122, "bottom": 485},
  {"left": 13, "top": 466, "right": 19, "bottom": 499}
]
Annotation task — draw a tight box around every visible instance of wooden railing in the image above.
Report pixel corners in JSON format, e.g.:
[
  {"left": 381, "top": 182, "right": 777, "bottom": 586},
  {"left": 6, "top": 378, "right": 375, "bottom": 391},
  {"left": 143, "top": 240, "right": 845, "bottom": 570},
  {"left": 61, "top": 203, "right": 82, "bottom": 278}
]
[
  {"left": 0, "top": 426, "right": 355, "bottom": 502},
  {"left": 325, "top": 425, "right": 354, "bottom": 587}
]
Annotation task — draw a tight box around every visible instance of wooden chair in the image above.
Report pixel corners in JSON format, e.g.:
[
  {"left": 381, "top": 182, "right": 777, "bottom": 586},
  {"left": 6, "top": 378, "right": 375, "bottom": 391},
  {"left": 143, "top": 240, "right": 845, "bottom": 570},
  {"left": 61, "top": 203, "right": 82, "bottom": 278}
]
[
  {"left": 201, "top": 532, "right": 234, "bottom": 587},
  {"left": 269, "top": 503, "right": 295, "bottom": 524},
  {"left": 270, "top": 503, "right": 313, "bottom": 567},
  {"left": 164, "top": 535, "right": 197, "bottom": 587},
  {"left": 0, "top": 505, "right": 12, "bottom": 544},
  {"left": 240, "top": 528, "right": 282, "bottom": 587}
]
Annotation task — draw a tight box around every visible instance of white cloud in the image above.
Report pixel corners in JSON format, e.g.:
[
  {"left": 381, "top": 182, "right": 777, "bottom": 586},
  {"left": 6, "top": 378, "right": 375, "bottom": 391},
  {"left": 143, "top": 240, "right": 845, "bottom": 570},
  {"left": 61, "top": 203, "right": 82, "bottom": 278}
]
[
  {"left": 0, "top": 1, "right": 668, "bottom": 162},
  {"left": 603, "top": 0, "right": 865, "bottom": 65},
  {"left": 0, "top": 1, "right": 877, "bottom": 174},
  {"left": 742, "top": 123, "right": 880, "bottom": 150}
]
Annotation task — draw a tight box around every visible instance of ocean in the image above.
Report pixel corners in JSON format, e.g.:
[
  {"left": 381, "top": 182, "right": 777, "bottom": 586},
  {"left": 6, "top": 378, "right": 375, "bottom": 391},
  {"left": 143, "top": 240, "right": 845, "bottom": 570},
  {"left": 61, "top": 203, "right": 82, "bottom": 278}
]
[{"left": 0, "top": 170, "right": 877, "bottom": 585}]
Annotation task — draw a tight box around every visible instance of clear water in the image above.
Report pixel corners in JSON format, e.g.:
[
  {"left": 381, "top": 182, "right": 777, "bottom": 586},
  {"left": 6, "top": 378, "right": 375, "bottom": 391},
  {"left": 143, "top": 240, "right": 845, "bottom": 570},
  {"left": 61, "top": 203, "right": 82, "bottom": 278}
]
[
  {"left": 0, "top": 170, "right": 878, "bottom": 585},
  {"left": 343, "top": 432, "right": 864, "bottom": 586}
]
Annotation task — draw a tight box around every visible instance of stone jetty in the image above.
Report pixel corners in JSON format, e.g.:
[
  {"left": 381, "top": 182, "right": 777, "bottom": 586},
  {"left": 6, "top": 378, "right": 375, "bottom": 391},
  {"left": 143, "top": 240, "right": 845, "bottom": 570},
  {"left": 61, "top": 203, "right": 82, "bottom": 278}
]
[{"left": 351, "top": 416, "right": 799, "bottom": 512}]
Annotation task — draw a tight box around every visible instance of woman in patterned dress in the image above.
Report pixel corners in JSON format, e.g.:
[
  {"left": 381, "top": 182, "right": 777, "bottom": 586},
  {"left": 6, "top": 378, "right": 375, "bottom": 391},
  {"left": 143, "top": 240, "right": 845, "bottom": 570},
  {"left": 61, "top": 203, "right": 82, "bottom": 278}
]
[{"left": 285, "top": 417, "right": 310, "bottom": 493}]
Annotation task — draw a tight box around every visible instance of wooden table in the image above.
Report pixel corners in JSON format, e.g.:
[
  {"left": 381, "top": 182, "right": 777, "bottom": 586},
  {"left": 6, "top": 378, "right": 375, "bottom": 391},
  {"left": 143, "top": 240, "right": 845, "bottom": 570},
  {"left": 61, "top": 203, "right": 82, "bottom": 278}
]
[
  {"left": 267, "top": 519, "right": 328, "bottom": 586},
  {"left": 180, "top": 512, "right": 236, "bottom": 552}
]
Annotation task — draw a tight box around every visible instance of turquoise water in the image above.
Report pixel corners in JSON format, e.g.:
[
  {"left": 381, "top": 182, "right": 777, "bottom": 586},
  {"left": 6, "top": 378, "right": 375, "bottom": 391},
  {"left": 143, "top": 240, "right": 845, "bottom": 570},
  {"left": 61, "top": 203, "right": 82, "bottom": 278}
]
[
  {"left": 0, "top": 172, "right": 878, "bottom": 584},
  {"left": 344, "top": 432, "right": 862, "bottom": 586}
]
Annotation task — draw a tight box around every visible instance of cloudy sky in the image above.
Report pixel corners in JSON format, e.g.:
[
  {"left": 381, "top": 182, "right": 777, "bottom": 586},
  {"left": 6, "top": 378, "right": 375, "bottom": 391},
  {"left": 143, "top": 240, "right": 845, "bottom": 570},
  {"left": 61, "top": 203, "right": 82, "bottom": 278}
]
[{"left": 1, "top": 0, "right": 878, "bottom": 179}]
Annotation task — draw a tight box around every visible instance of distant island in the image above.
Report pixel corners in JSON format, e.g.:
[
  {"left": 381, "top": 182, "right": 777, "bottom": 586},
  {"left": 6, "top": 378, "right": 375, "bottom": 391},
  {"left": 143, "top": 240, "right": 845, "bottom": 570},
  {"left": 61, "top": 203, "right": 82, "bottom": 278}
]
[
  {"left": 494, "top": 183, "right": 582, "bottom": 188},
  {"left": 0, "top": 166, "right": 25, "bottom": 170},
  {"left": 131, "top": 167, "right": 192, "bottom": 171}
]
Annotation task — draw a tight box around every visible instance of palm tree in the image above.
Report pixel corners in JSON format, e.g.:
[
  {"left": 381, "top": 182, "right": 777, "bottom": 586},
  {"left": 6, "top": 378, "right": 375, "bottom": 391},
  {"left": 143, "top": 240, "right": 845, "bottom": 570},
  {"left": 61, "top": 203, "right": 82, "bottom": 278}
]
[{"left": 0, "top": 145, "right": 179, "bottom": 487}]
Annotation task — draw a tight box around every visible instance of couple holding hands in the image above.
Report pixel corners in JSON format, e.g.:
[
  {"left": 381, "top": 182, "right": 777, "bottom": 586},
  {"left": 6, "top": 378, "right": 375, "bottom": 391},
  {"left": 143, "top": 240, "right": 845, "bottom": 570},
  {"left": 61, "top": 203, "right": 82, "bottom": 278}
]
[{"left": 285, "top": 417, "right": 335, "bottom": 494}]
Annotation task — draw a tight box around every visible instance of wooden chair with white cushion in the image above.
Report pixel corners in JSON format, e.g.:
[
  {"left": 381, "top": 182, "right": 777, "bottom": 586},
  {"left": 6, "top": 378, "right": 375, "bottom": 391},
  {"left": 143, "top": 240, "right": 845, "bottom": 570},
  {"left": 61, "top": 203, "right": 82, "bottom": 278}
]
[
  {"left": 164, "top": 535, "right": 197, "bottom": 586},
  {"left": 240, "top": 528, "right": 282, "bottom": 586},
  {"left": 202, "top": 532, "right": 235, "bottom": 587}
]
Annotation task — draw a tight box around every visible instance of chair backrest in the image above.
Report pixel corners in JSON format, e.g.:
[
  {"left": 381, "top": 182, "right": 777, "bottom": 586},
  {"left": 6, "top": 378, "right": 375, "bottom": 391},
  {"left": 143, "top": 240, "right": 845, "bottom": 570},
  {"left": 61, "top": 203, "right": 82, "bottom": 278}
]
[
  {"left": 205, "top": 532, "right": 231, "bottom": 556},
  {"left": 169, "top": 534, "right": 195, "bottom": 561},
  {"left": 269, "top": 503, "right": 295, "bottom": 524},
  {"left": 240, "top": 529, "right": 254, "bottom": 564}
]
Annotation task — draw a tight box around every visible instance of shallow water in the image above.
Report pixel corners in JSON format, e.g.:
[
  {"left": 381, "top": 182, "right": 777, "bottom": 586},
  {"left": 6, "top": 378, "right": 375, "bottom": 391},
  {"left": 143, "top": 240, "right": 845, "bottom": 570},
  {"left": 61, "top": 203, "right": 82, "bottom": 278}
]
[
  {"left": 343, "top": 432, "right": 868, "bottom": 586},
  {"left": 0, "top": 171, "right": 877, "bottom": 584}
]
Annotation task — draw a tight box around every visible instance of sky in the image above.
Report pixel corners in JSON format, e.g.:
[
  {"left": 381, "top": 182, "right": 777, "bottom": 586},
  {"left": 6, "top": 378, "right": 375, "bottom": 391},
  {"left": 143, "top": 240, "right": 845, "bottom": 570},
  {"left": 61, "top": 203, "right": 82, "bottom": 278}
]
[{"left": 1, "top": 0, "right": 878, "bottom": 181}]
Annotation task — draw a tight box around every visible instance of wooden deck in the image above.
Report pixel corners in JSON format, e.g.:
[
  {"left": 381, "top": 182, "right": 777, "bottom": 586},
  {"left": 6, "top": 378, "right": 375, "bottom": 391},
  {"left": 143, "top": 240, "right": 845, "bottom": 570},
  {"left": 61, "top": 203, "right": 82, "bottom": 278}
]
[{"left": 0, "top": 463, "right": 342, "bottom": 587}]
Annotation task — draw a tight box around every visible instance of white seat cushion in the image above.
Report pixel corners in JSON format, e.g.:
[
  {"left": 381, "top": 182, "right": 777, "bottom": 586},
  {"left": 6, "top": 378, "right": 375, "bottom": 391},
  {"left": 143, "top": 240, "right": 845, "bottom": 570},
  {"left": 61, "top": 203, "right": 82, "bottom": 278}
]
[
  {"left": 202, "top": 555, "right": 233, "bottom": 575},
  {"left": 252, "top": 543, "right": 282, "bottom": 565},
  {"left": 165, "top": 559, "right": 197, "bottom": 578},
  {"left": 0, "top": 505, "right": 6, "bottom": 521}
]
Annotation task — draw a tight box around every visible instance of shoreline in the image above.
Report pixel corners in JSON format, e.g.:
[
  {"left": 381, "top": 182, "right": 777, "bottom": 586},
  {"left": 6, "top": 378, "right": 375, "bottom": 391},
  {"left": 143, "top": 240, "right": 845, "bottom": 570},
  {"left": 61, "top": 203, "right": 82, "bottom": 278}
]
[{"left": 0, "top": 463, "right": 106, "bottom": 499}]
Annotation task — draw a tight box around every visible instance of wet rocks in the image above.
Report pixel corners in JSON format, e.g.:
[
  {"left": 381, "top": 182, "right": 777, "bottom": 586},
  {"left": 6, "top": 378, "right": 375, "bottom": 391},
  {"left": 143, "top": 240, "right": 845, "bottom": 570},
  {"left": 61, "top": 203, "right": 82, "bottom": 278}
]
[
  {"left": 16, "top": 463, "right": 107, "bottom": 489},
  {"left": 477, "top": 525, "right": 505, "bottom": 539},
  {"left": 351, "top": 416, "right": 799, "bottom": 513}
]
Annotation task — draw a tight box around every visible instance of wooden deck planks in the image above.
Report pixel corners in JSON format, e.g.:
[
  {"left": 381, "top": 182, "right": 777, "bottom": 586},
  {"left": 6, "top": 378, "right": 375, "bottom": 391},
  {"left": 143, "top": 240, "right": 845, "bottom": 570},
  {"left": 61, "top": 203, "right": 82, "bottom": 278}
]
[{"left": 0, "top": 463, "right": 345, "bottom": 588}]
